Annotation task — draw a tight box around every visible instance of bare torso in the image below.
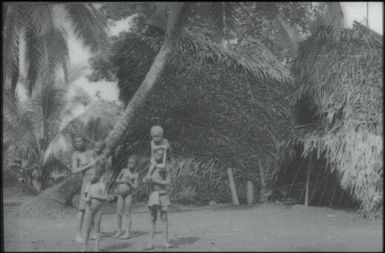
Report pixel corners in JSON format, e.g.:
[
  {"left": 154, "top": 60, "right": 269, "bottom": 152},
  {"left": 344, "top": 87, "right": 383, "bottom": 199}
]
[
  {"left": 74, "top": 150, "right": 96, "bottom": 190},
  {"left": 86, "top": 182, "right": 105, "bottom": 211},
  {"left": 117, "top": 169, "right": 137, "bottom": 196}
]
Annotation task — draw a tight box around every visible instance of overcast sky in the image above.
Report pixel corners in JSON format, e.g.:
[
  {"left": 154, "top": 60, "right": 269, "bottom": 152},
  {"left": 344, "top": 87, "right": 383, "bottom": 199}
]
[{"left": 17, "top": 2, "right": 384, "bottom": 102}]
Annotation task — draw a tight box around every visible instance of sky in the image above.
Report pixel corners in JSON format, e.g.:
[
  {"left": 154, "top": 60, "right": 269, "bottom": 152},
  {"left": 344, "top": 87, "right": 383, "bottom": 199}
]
[{"left": 16, "top": 2, "right": 383, "bottom": 102}]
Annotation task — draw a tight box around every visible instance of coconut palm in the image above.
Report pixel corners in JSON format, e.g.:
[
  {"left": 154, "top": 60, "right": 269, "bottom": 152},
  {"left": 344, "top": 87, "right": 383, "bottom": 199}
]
[
  {"left": 22, "top": 2, "right": 300, "bottom": 214},
  {"left": 3, "top": 2, "right": 107, "bottom": 98},
  {"left": 100, "top": 2, "right": 293, "bottom": 157},
  {"left": 3, "top": 64, "right": 91, "bottom": 191}
]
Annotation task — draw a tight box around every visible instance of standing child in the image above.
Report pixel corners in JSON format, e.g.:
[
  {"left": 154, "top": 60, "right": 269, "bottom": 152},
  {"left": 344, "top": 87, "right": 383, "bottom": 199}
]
[
  {"left": 72, "top": 137, "right": 99, "bottom": 242},
  {"left": 82, "top": 168, "right": 111, "bottom": 252},
  {"left": 144, "top": 148, "right": 174, "bottom": 249},
  {"left": 144, "top": 125, "right": 172, "bottom": 180},
  {"left": 112, "top": 155, "right": 139, "bottom": 239}
]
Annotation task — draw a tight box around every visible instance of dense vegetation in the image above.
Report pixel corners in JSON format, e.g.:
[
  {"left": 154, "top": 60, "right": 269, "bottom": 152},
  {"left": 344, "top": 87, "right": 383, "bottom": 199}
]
[{"left": 3, "top": 2, "right": 382, "bottom": 218}]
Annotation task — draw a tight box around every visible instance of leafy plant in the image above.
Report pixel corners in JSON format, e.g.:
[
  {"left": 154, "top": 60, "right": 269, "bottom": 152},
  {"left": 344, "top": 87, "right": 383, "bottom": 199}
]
[{"left": 291, "top": 22, "right": 383, "bottom": 218}]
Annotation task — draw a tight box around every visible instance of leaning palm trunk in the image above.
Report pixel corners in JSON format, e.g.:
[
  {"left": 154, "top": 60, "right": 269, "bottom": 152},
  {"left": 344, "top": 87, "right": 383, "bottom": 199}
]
[
  {"left": 19, "top": 3, "right": 187, "bottom": 216},
  {"left": 103, "top": 3, "right": 185, "bottom": 157}
]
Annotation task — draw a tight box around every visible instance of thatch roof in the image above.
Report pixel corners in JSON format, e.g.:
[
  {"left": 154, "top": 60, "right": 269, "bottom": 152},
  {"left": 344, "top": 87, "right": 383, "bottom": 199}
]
[
  {"left": 106, "top": 28, "right": 295, "bottom": 202},
  {"left": 291, "top": 22, "right": 383, "bottom": 217}
]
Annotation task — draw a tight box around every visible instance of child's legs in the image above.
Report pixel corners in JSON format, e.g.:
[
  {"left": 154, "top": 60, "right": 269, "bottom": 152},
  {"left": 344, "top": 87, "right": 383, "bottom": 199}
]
[
  {"left": 124, "top": 194, "right": 133, "bottom": 234},
  {"left": 83, "top": 208, "right": 96, "bottom": 239},
  {"left": 160, "top": 210, "right": 169, "bottom": 243},
  {"left": 116, "top": 194, "right": 125, "bottom": 232},
  {"left": 82, "top": 208, "right": 95, "bottom": 251},
  {"left": 93, "top": 210, "right": 102, "bottom": 234},
  {"left": 93, "top": 210, "right": 102, "bottom": 250},
  {"left": 76, "top": 210, "right": 85, "bottom": 237},
  {"left": 160, "top": 194, "right": 171, "bottom": 246},
  {"left": 148, "top": 206, "right": 158, "bottom": 245}
]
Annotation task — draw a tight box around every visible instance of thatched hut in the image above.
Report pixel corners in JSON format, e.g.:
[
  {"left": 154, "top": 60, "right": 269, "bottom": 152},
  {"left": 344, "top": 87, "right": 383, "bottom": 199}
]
[
  {"left": 283, "top": 21, "right": 383, "bottom": 217},
  {"left": 103, "top": 26, "right": 295, "bottom": 204}
]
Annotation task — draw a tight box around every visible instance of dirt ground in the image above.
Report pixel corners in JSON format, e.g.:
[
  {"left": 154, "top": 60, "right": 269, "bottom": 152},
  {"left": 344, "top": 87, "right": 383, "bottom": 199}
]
[{"left": 4, "top": 196, "right": 383, "bottom": 252}]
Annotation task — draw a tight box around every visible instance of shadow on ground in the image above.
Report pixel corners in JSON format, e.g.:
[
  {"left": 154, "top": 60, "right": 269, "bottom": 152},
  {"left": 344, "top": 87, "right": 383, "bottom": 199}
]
[
  {"left": 170, "top": 236, "right": 200, "bottom": 247},
  {"left": 102, "top": 230, "right": 149, "bottom": 238},
  {"left": 103, "top": 242, "right": 132, "bottom": 251}
]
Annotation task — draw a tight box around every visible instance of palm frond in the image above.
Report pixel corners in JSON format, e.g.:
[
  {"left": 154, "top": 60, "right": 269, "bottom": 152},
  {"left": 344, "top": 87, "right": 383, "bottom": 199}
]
[
  {"left": 276, "top": 17, "right": 303, "bottom": 58},
  {"left": 3, "top": 5, "right": 28, "bottom": 82},
  {"left": 64, "top": 3, "right": 108, "bottom": 51},
  {"left": 43, "top": 100, "right": 121, "bottom": 164},
  {"left": 202, "top": 2, "right": 239, "bottom": 37},
  {"left": 24, "top": 24, "right": 44, "bottom": 96},
  {"left": 56, "top": 63, "right": 89, "bottom": 88},
  {"left": 324, "top": 2, "right": 344, "bottom": 38},
  {"left": 3, "top": 88, "right": 41, "bottom": 156},
  {"left": 27, "top": 84, "right": 68, "bottom": 142},
  {"left": 43, "top": 133, "right": 73, "bottom": 164},
  {"left": 26, "top": 5, "right": 56, "bottom": 35},
  {"left": 130, "top": 30, "right": 291, "bottom": 83},
  {"left": 292, "top": 22, "right": 383, "bottom": 216},
  {"left": 44, "top": 25, "right": 69, "bottom": 73}
]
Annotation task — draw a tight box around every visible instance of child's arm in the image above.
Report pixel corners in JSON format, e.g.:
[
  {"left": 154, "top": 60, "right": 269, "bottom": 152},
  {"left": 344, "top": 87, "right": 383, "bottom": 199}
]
[
  {"left": 114, "top": 169, "right": 125, "bottom": 184},
  {"left": 144, "top": 160, "right": 156, "bottom": 183},
  {"left": 84, "top": 184, "right": 91, "bottom": 202},
  {"left": 131, "top": 173, "right": 139, "bottom": 189},
  {"left": 161, "top": 147, "right": 167, "bottom": 167},
  {"left": 92, "top": 183, "right": 109, "bottom": 201},
  {"left": 150, "top": 141, "right": 155, "bottom": 158},
  {"left": 71, "top": 154, "right": 96, "bottom": 174},
  {"left": 167, "top": 142, "right": 173, "bottom": 163},
  {"left": 150, "top": 171, "right": 170, "bottom": 186}
]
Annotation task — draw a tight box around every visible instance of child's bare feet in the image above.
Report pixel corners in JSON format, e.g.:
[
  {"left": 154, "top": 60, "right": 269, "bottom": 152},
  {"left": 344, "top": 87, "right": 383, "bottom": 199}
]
[
  {"left": 119, "top": 232, "right": 131, "bottom": 239},
  {"left": 144, "top": 242, "right": 154, "bottom": 250},
  {"left": 112, "top": 230, "right": 124, "bottom": 238},
  {"left": 90, "top": 233, "right": 98, "bottom": 240},
  {"left": 75, "top": 234, "right": 85, "bottom": 243},
  {"left": 162, "top": 242, "right": 175, "bottom": 248}
]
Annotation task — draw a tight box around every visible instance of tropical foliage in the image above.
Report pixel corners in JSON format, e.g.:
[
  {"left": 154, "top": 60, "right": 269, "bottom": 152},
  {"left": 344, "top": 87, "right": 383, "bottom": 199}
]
[
  {"left": 87, "top": 8, "right": 297, "bottom": 203},
  {"left": 3, "top": 3, "right": 107, "bottom": 97},
  {"left": 291, "top": 21, "right": 383, "bottom": 217},
  {"left": 3, "top": 64, "right": 92, "bottom": 190},
  {"left": 5, "top": 2, "right": 382, "bottom": 220}
]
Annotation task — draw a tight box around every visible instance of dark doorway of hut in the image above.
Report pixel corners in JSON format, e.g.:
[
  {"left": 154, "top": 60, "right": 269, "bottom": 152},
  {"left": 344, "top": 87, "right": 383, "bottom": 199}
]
[
  {"left": 275, "top": 95, "right": 359, "bottom": 211},
  {"left": 277, "top": 149, "right": 359, "bottom": 210}
]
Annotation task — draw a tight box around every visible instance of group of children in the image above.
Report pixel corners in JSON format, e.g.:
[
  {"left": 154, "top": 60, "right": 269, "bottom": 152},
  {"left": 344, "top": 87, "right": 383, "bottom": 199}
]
[{"left": 71, "top": 126, "right": 173, "bottom": 251}]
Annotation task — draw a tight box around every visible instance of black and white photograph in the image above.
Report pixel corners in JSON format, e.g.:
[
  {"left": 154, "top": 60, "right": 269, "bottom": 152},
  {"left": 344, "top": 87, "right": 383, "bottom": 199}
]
[{"left": 2, "top": 1, "right": 383, "bottom": 252}]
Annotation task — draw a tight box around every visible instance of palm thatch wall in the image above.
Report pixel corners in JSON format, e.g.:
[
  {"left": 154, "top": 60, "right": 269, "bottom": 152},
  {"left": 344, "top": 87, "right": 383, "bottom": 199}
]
[
  {"left": 289, "top": 22, "right": 383, "bottom": 217},
  {"left": 104, "top": 27, "right": 295, "bottom": 204}
]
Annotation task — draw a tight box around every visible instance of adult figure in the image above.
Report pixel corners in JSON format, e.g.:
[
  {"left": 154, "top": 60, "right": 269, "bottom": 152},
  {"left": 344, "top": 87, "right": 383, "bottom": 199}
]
[{"left": 71, "top": 136, "right": 98, "bottom": 242}]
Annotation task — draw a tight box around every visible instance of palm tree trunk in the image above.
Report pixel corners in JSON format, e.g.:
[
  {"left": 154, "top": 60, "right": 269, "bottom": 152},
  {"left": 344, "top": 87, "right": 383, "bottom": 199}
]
[
  {"left": 102, "top": 3, "right": 187, "bottom": 157},
  {"left": 10, "top": 42, "right": 19, "bottom": 99},
  {"left": 21, "top": 3, "right": 188, "bottom": 216},
  {"left": 3, "top": 5, "right": 8, "bottom": 27}
]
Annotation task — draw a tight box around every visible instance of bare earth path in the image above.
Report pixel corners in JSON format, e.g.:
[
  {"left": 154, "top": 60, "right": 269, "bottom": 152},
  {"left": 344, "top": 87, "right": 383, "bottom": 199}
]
[{"left": 4, "top": 198, "right": 383, "bottom": 252}]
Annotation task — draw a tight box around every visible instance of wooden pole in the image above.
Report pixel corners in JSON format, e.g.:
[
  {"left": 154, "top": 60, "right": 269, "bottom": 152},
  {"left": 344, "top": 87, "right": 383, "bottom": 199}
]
[
  {"left": 304, "top": 156, "right": 313, "bottom": 207},
  {"left": 318, "top": 176, "right": 329, "bottom": 206},
  {"left": 258, "top": 160, "right": 267, "bottom": 202},
  {"left": 329, "top": 177, "right": 338, "bottom": 206},
  {"left": 309, "top": 174, "right": 328, "bottom": 204},
  {"left": 227, "top": 168, "right": 239, "bottom": 206},
  {"left": 288, "top": 159, "right": 304, "bottom": 195},
  {"left": 307, "top": 163, "right": 322, "bottom": 204},
  {"left": 337, "top": 190, "right": 345, "bottom": 207},
  {"left": 246, "top": 180, "right": 254, "bottom": 205},
  {"left": 299, "top": 182, "right": 306, "bottom": 202},
  {"left": 258, "top": 160, "right": 265, "bottom": 191}
]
